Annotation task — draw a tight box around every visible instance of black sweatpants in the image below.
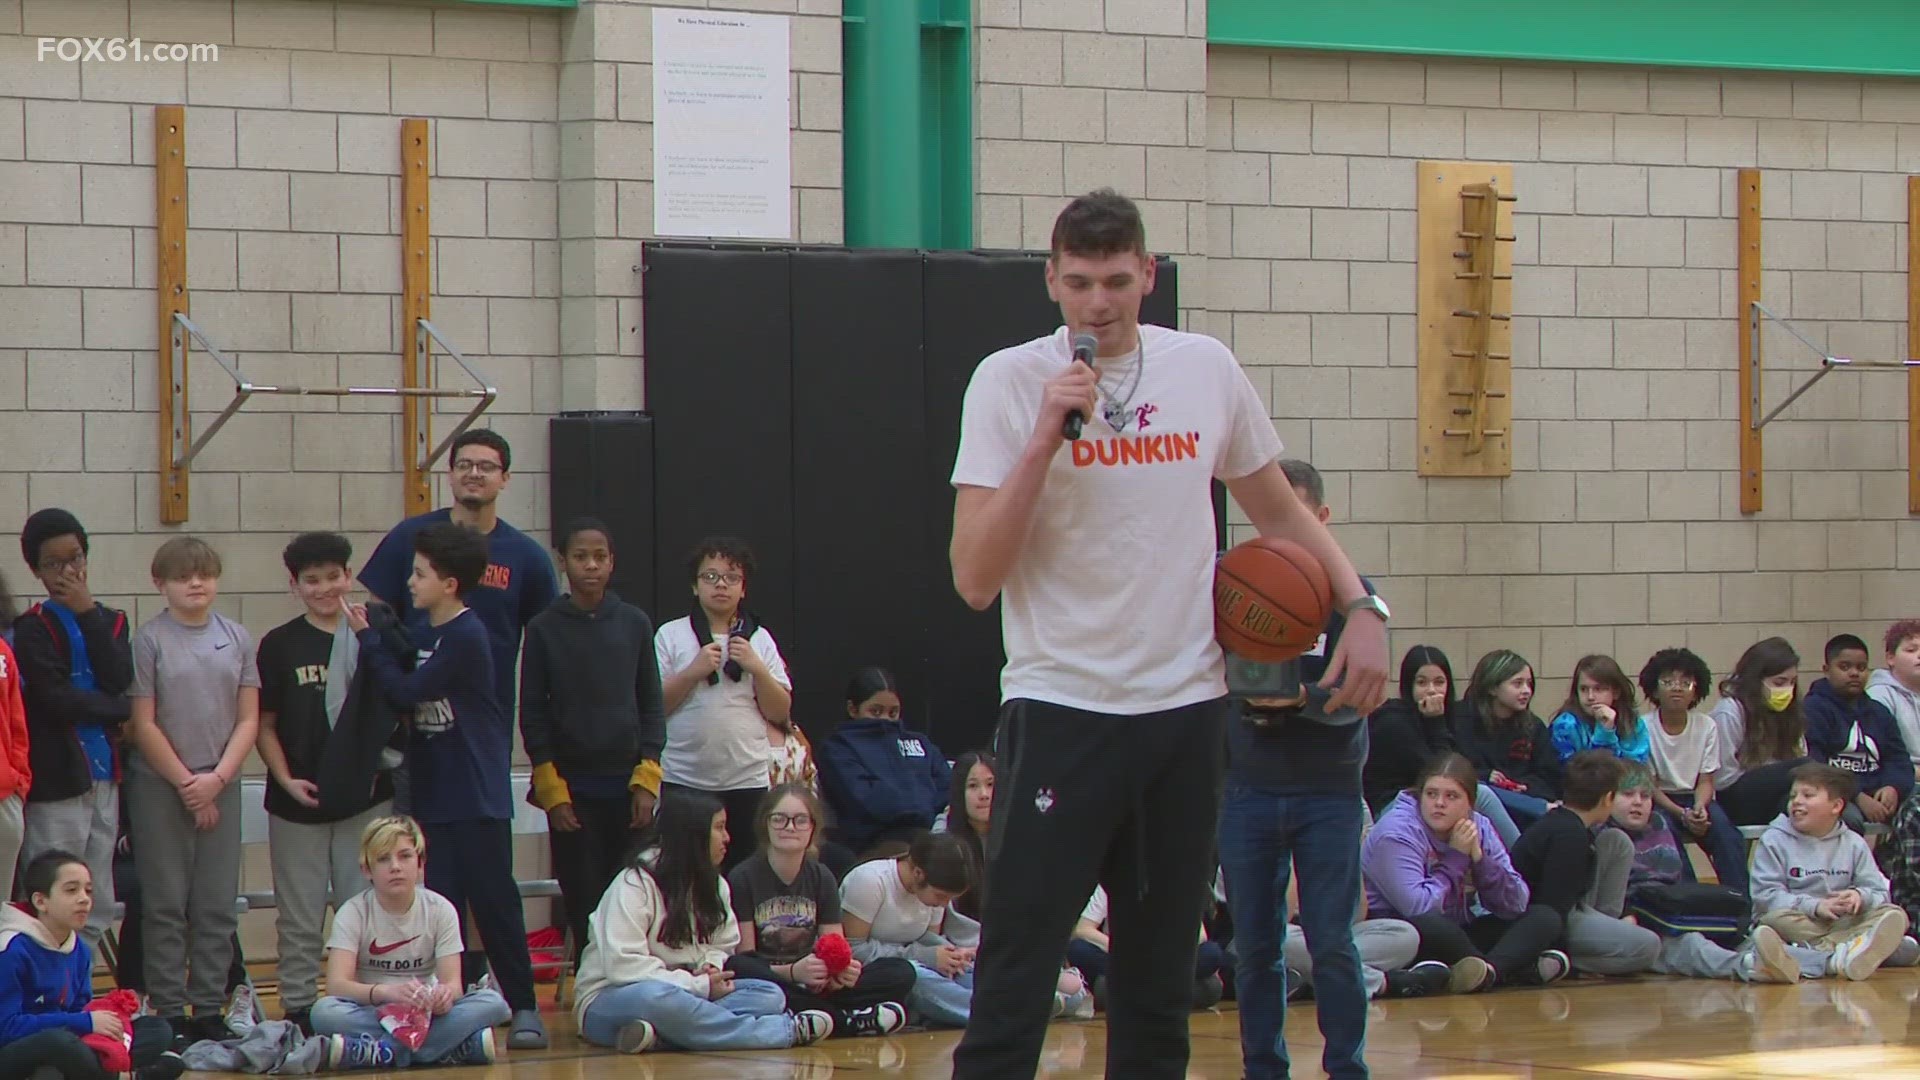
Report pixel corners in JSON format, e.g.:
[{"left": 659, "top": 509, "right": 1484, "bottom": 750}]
[
  {"left": 1407, "top": 906, "right": 1563, "bottom": 984},
  {"left": 0, "top": 1017, "right": 173, "bottom": 1080},
  {"left": 725, "top": 954, "right": 916, "bottom": 1028},
  {"left": 422, "top": 817, "right": 537, "bottom": 1013},
  {"left": 549, "top": 793, "right": 640, "bottom": 961},
  {"left": 661, "top": 783, "right": 766, "bottom": 874},
  {"left": 950, "top": 696, "right": 1228, "bottom": 1080}
]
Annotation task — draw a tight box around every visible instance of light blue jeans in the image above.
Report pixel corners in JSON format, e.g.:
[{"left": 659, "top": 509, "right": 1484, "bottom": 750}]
[
  {"left": 580, "top": 978, "right": 796, "bottom": 1051},
  {"left": 907, "top": 962, "right": 973, "bottom": 1027},
  {"left": 311, "top": 988, "right": 509, "bottom": 1066}
]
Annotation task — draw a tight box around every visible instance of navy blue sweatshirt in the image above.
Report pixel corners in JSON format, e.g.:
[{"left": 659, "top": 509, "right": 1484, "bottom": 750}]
[
  {"left": 360, "top": 510, "right": 558, "bottom": 721},
  {"left": 817, "top": 721, "right": 951, "bottom": 849},
  {"left": 1804, "top": 678, "right": 1915, "bottom": 801},
  {"left": 359, "top": 608, "right": 510, "bottom": 823}
]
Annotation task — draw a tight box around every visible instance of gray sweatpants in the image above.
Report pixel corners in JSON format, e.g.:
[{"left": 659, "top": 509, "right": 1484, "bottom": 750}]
[
  {"left": 1283, "top": 918, "right": 1419, "bottom": 998},
  {"left": 20, "top": 785, "right": 117, "bottom": 950},
  {"left": 1564, "top": 829, "right": 1662, "bottom": 975},
  {"left": 269, "top": 803, "right": 389, "bottom": 1011},
  {"left": 126, "top": 771, "right": 241, "bottom": 1016},
  {"left": 0, "top": 794, "right": 24, "bottom": 910}
]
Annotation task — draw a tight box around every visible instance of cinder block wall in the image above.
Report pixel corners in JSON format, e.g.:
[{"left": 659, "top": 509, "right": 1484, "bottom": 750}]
[{"left": 1203, "top": 50, "right": 1920, "bottom": 703}]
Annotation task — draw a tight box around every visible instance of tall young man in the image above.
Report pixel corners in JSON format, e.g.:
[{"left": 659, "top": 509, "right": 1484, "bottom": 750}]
[{"left": 946, "top": 190, "right": 1390, "bottom": 1080}]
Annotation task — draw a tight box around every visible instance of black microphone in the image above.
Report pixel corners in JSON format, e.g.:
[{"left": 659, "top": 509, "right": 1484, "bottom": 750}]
[{"left": 1062, "top": 332, "right": 1098, "bottom": 440}]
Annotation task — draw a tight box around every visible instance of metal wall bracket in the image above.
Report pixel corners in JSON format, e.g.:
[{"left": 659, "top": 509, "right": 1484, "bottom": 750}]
[{"left": 1748, "top": 300, "right": 1919, "bottom": 431}]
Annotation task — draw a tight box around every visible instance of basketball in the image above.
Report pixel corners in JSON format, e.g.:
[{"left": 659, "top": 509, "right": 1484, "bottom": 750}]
[{"left": 1213, "top": 538, "right": 1333, "bottom": 663}]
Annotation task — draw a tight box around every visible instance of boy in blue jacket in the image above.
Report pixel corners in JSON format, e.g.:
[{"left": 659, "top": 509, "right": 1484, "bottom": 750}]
[
  {"left": 0, "top": 850, "right": 181, "bottom": 1080},
  {"left": 818, "top": 668, "right": 950, "bottom": 855},
  {"left": 1805, "top": 635, "right": 1913, "bottom": 829}
]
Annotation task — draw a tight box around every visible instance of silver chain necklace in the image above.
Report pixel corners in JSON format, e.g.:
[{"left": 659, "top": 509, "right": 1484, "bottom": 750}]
[{"left": 1094, "top": 337, "right": 1146, "bottom": 432}]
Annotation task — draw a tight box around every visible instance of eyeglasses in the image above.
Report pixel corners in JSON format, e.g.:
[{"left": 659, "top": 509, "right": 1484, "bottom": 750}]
[
  {"left": 1658, "top": 676, "right": 1696, "bottom": 690},
  {"left": 698, "top": 571, "right": 743, "bottom": 586},
  {"left": 451, "top": 459, "right": 503, "bottom": 475},
  {"left": 41, "top": 554, "right": 86, "bottom": 573},
  {"left": 769, "top": 813, "right": 812, "bottom": 830}
]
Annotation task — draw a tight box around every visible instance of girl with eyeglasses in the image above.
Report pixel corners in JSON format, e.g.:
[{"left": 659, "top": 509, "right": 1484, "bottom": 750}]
[
  {"left": 721, "top": 783, "right": 915, "bottom": 1038},
  {"left": 1639, "top": 647, "right": 1749, "bottom": 894},
  {"left": 654, "top": 537, "right": 793, "bottom": 873}
]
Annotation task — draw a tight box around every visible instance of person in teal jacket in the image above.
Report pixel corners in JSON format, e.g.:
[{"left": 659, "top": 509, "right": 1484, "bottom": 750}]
[{"left": 1549, "top": 655, "right": 1650, "bottom": 764}]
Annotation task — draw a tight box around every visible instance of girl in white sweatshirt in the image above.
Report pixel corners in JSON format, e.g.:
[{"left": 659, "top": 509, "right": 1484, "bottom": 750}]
[{"left": 571, "top": 790, "right": 833, "bottom": 1054}]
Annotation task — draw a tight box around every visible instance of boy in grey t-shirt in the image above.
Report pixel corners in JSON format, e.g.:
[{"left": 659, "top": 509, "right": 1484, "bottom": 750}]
[{"left": 123, "top": 537, "right": 260, "bottom": 1046}]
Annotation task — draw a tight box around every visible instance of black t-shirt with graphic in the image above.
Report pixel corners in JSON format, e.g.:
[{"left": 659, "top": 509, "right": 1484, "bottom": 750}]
[
  {"left": 258, "top": 615, "right": 391, "bottom": 824},
  {"left": 726, "top": 854, "right": 842, "bottom": 965}
]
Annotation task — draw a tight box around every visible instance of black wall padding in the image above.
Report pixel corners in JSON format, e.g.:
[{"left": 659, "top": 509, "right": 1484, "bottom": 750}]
[
  {"left": 788, "top": 249, "right": 926, "bottom": 736},
  {"left": 642, "top": 248, "right": 796, "bottom": 640},
  {"left": 548, "top": 411, "right": 657, "bottom": 615}
]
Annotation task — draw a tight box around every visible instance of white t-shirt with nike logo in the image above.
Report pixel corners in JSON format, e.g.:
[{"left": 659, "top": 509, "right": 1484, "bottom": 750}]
[{"left": 327, "top": 887, "right": 463, "bottom": 986}]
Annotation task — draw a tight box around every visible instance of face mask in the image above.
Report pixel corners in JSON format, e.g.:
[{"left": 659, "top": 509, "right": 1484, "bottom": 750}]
[{"left": 1766, "top": 686, "right": 1794, "bottom": 712}]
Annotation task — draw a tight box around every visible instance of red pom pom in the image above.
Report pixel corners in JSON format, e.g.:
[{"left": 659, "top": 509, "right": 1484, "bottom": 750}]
[{"left": 813, "top": 932, "right": 852, "bottom": 974}]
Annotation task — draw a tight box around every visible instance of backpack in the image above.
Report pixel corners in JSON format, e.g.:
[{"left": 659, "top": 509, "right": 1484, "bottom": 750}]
[{"left": 1627, "top": 882, "right": 1750, "bottom": 950}]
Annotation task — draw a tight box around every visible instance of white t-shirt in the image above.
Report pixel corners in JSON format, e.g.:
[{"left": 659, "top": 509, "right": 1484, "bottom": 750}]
[
  {"left": 655, "top": 617, "right": 792, "bottom": 791},
  {"left": 839, "top": 858, "right": 944, "bottom": 945},
  {"left": 1645, "top": 710, "right": 1720, "bottom": 794},
  {"left": 1080, "top": 885, "right": 1110, "bottom": 930},
  {"left": 326, "top": 888, "right": 463, "bottom": 986},
  {"left": 951, "top": 325, "right": 1284, "bottom": 715}
]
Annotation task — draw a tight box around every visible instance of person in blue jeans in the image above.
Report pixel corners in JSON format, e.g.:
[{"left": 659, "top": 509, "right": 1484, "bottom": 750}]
[
  {"left": 572, "top": 789, "right": 833, "bottom": 1054},
  {"left": 1216, "top": 456, "right": 1378, "bottom": 1080},
  {"left": 1640, "top": 648, "right": 1750, "bottom": 895}
]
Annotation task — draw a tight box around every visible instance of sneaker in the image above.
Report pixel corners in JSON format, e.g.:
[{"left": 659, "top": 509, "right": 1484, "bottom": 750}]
[
  {"left": 840, "top": 1002, "right": 906, "bottom": 1037},
  {"left": 1535, "top": 949, "right": 1571, "bottom": 985},
  {"left": 1829, "top": 908, "right": 1909, "bottom": 980},
  {"left": 1449, "top": 956, "right": 1495, "bottom": 994},
  {"left": 325, "top": 1033, "right": 397, "bottom": 1071},
  {"left": 1747, "top": 925, "right": 1800, "bottom": 984},
  {"left": 791, "top": 1009, "right": 833, "bottom": 1046},
  {"left": 506, "top": 1008, "right": 548, "bottom": 1050},
  {"left": 441, "top": 1028, "right": 496, "bottom": 1067},
  {"left": 614, "top": 1019, "right": 657, "bottom": 1054},
  {"left": 1385, "top": 960, "right": 1452, "bottom": 998},
  {"left": 280, "top": 1007, "right": 313, "bottom": 1037},
  {"left": 137, "top": 1051, "right": 187, "bottom": 1080},
  {"left": 224, "top": 983, "right": 259, "bottom": 1036},
  {"left": 1283, "top": 966, "right": 1311, "bottom": 1002}
]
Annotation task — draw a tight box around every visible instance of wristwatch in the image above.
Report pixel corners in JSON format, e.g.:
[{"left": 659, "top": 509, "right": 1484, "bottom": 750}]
[{"left": 1343, "top": 595, "right": 1391, "bottom": 623}]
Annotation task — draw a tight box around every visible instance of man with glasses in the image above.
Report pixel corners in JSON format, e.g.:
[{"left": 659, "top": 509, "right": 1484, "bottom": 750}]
[
  {"left": 13, "top": 508, "right": 128, "bottom": 951},
  {"left": 359, "top": 429, "right": 559, "bottom": 1049}
]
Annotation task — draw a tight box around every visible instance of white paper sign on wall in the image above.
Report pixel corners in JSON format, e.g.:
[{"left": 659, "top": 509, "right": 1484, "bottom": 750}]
[{"left": 651, "top": 7, "right": 792, "bottom": 240}]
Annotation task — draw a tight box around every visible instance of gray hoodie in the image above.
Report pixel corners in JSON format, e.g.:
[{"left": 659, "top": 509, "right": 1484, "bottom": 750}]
[
  {"left": 1750, "top": 812, "right": 1890, "bottom": 919},
  {"left": 1865, "top": 669, "right": 1920, "bottom": 768}
]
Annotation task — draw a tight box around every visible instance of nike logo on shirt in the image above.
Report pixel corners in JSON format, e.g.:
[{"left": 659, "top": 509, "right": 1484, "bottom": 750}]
[{"left": 369, "top": 936, "right": 419, "bottom": 955}]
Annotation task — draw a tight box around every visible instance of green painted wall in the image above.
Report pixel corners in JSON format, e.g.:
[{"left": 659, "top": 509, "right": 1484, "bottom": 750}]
[
  {"left": 1209, "top": 0, "right": 1920, "bottom": 77},
  {"left": 843, "top": 0, "right": 973, "bottom": 249}
]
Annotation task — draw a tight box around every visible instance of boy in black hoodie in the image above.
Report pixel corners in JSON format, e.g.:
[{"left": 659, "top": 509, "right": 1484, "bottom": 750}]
[
  {"left": 1805, "top": 634, "right": 1913, "bottom": 828},
  {"left": 518, "top": 519, "right": 665, "bottom": 962},
  {"left": 13, "top": 509, "right": 130, "bottom": 954}
]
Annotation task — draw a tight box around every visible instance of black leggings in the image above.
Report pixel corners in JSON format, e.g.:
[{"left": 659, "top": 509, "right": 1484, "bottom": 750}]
[
  {"left": 1407, "top": 907, "right": 1563, "bottom": 985},
  {"left": 0, "top": 1018, "right": 174, "bottom": 1080},
  {"left": 725, "top": 954, "right": 916, "bottom": 1028},
  {"left": 1716, "top": 759, "right": 1812, "bottom": 826}
]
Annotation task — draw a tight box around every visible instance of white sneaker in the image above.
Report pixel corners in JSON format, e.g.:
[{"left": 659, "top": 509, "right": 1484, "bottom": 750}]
[
  {"left": 614, "top": 1019, "right": 657, "bottom": 1054},
  {"left": 1747, "top": 925, "right": 1800, "bottom": 984},
  {"left": 1534, "top": 949, "right": 1571, "bottom": 986},
  {"left": 1829, "top": 909, "right": 1909, "bottom": 981},
  {"left": 791, "top": 1009, "right": 833, "bottom": 1046},
  {"left": 224, "top": 982, "right": 259, "bottom": 1035}
]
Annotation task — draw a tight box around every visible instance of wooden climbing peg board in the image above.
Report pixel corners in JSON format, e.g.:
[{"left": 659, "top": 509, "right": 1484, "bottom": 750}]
[{"left": 1416, "top": 161, "right": 1515, "bottom": 478}]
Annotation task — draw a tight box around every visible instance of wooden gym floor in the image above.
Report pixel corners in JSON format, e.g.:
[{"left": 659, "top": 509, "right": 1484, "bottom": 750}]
[{"left": 325, "top": 969, "right": 1920, "bottom": 1079}]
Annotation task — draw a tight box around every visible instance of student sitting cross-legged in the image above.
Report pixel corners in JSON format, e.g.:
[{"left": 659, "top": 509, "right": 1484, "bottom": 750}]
[
  {"left": 1362, "top": 752, "right": 1566, "bottom": 993},
  {"left": 309, "top": 816, "right": 509, "bottom": 1069},
  {"left": 1449, "top": 651, "right": 1561, "bottom": 831},
  {"left": 723, "top": 783, "right": 913, "bottom": 1038},
  {"left": 1751, "top": 763, "right": 1910, "bottom": 980},
  {"left": 1508, "top": 751, "right": 1660, "bottom": 976},
  {"left": 574, "top": 789, "right": 833, "bottom": 1054},
  {"left": 0, "top": 850, "right": 184, "bottom": 1080},
  {"left": 839, "top": 832, "right": 977, "bottom": 1028}
]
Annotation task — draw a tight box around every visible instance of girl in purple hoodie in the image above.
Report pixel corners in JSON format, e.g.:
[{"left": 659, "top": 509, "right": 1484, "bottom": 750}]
[{"left": 1361, "top": 753, "right": 1566, "bottom": 993}]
